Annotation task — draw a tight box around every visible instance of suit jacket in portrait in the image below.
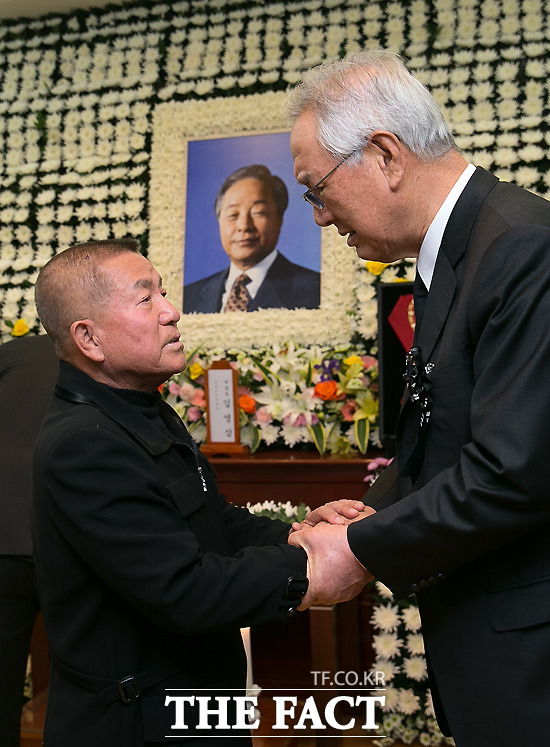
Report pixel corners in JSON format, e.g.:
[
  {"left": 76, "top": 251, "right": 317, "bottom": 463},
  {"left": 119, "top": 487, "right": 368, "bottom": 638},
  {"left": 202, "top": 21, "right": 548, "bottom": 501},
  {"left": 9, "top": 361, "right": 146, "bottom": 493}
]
[
  {"left": 183, "top": 252, "right": 320, "bottom": 313},
  {"left": 32, "top": 362, "right": 306, "bottom": 746},
  {"left": 348, "top": 167, "right": 550, "bottom": 745}
]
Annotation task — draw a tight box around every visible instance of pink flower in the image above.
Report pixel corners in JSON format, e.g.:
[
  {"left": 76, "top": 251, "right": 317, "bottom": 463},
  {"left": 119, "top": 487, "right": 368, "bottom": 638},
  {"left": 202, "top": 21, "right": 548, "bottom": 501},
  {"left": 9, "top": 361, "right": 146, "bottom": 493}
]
[
  {"left": 179, "top": 382, "right": 197, "bottom": 401},
  {"left": 168, "top": 381, "right": 180, "bottom": 396},
  {"left": 367, "top": 457, "right": 393, "bottom": 472},
  {"left": 361, "top": 355, "right": 378, "bottom": 370},
  {"left": 191, "top": 388, "right": 205, "bottom": 407},
  {"left": 186, "top": 406, "right": 202, "bottom": 422},
  {"left": 255, "top": 407, "right": 273, "bottom": 425},
  {"left": 283, "top": 412, "right": 319, "bottom": 427},
  {"left": 284, "top": 412, "right": 307, "bottom": 426},
  {"left": 341, "top": 399, "right": 359, "bottom": 422}
]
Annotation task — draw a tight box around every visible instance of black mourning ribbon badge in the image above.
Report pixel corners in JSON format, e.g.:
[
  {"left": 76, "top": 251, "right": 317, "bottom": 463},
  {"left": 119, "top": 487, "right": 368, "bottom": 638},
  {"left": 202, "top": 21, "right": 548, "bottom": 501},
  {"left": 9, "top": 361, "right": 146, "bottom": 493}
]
[{"left": 403, "top": 346, "right": 434, "bottom": 428}]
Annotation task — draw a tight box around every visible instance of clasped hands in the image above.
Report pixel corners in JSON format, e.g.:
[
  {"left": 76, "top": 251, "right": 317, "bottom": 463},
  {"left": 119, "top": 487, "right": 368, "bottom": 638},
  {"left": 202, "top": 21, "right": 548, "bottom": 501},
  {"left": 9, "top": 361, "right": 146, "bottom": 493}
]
[{"left": 288, "top": 499, "right": 375, "bottom": 611}]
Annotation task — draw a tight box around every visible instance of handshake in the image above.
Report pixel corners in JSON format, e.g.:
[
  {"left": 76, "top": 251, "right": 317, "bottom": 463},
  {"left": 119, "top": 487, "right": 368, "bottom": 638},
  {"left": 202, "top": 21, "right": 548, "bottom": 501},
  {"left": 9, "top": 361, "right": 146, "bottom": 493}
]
[{"left": 288, "top": 500, "right": 376, "bottom": 611}]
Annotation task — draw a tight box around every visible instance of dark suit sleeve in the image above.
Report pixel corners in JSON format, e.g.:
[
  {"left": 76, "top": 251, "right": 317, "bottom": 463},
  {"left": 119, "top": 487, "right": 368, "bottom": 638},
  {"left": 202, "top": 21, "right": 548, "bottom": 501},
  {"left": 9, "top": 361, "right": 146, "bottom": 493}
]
[
  {"left": 349, "top": 226, "right": 550, "bottom": 598},
  {"left": 35, "top": 423, "right": 305, "bottom": 634},
  {"left": 199, "top": 454, "right": 293, "bottom": 551}
]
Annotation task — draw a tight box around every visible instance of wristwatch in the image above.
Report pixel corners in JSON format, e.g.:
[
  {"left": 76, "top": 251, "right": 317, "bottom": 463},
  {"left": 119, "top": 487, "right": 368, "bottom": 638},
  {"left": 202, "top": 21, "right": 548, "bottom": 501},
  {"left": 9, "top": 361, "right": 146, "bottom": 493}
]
[{"left": 280, "top": 575, "right": 309, "bottom": 619}]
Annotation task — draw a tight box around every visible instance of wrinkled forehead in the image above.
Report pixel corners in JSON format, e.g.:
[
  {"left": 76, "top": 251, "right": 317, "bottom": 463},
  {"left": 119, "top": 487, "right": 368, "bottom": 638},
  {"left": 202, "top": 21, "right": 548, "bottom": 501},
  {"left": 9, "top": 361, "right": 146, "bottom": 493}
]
[
  {"left": 220, "top": 177, "right": 275, "bottom": 208},
  {"left": 100, "top": 252, "right": 162, "bottom": 293}
]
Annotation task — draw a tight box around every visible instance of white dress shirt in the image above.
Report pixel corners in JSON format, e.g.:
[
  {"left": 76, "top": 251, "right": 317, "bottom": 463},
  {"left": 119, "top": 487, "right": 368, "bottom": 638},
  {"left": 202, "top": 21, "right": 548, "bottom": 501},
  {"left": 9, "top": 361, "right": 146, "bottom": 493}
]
[
  {"left": 220, "top": 250, "right": 278, "bottom": 311},
  {"left": 417, "top": 163, "right": 476, "bottom": 290}
]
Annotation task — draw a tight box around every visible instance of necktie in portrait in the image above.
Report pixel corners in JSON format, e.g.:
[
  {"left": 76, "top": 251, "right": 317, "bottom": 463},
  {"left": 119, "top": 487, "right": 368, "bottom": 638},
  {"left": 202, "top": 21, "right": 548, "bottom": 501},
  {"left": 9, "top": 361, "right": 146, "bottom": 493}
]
[{"left": 223, "top": 273, "right": 251, "bottom": 312}]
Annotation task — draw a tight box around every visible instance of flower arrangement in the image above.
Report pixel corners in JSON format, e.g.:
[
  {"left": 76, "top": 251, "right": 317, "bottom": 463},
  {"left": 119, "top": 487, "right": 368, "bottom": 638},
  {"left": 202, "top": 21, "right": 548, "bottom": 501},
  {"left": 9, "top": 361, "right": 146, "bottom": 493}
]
[
  {"left": 161, "top": 341, "right": 381, "bottom": 455},
  {"left": 245, "top": 500, "right": 310, "bottom": 525},
  {"left": 369, "top": 582, "right": 455, "bottom": 747}
]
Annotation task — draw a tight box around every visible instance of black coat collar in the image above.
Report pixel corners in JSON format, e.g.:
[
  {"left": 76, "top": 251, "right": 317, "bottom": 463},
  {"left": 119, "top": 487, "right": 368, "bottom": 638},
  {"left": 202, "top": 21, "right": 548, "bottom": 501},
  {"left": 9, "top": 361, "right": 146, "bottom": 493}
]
[
  {"left": 55, "top": 362, "right": 186, "bottom": 457},
  {"left": 416, "top": 167, "right": 499, "bottom": 362}
]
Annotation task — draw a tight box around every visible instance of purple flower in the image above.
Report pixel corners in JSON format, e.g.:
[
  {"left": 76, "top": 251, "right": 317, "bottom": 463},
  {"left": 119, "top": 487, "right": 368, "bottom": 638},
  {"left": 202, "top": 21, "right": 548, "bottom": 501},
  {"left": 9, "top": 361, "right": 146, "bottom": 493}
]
[{"left": 315, "top": 358, "right": 340, "bottom": 381}]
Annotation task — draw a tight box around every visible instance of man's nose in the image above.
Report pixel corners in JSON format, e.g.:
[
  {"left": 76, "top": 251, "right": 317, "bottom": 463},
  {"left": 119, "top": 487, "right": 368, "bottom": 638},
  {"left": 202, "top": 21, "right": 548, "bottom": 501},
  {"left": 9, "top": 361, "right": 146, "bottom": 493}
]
[
  {"left": 313, "top": 205, "right": 334, "bottom": 228},
  {"left": 159, "top": 297, "right": 180, "bottom": 324},
  {"left": 236, "top": 211, "right": 255, "bottom": 231}
]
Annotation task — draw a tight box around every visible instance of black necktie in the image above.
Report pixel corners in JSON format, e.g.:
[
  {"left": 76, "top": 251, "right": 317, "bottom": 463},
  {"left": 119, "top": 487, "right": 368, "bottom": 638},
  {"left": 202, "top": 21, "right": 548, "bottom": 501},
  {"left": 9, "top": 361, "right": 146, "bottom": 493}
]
[{"left": 413, "top": 271, "right": 428, "bottom": 337}]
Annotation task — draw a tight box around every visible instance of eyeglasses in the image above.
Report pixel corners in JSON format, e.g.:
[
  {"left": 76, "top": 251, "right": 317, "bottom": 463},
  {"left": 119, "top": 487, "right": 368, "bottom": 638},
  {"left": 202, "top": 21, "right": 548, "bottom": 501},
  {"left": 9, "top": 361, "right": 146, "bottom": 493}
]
[{"left": 302, "top": 152, "right": 353, "bottom": 210}]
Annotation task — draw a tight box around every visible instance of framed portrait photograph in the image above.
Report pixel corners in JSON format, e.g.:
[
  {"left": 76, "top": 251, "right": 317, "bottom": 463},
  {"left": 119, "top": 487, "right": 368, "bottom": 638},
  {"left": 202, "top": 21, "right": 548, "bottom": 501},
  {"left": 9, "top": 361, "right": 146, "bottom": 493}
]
[{"left": 149, "top": 92, "right": 356, "bottom": 348}]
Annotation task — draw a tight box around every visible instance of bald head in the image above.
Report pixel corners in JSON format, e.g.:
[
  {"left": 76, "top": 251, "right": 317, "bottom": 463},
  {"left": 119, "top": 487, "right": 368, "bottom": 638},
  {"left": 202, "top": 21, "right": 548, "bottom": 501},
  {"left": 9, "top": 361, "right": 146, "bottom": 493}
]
[{"left": 35, "top": 239, "right": 141, "bottom": 359}]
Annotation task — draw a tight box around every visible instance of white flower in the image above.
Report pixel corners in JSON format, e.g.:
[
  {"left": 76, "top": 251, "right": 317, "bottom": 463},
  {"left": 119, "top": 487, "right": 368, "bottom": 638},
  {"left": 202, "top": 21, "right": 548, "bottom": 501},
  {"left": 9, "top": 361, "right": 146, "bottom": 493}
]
[
  {"left": 375, "top": 581, "right": 394, "bottom": 599},
  {"left": 381, "top": 686, "right": 400, "bottom": 713},
  {"left": 372, "top": 603, "right": 400, "bottom": 632},
  {"left": 280, "top": 424, "right": 307, "bottom": 448},
  {"left": 373, "top": 632, "right": 401, "bottom": 660},
  {"left": 424, "top": 689, "right": 436, "bottom": 718},
  {"left": 36, "top": 207, "right": 55, "bottom": 225},
  {"left": 15, "top": 226, "right": 32, "bottom": 243},
  {"left": 404, "top": 656, "right": 428, "bottom": 681},
  {"left": 401, "top": 604, "right": 422, "bottom": 632},
  {"left": 375, "top": 659, "right": 400, "bottom": 682},
  {"left": 398, "top": 688, "right": 421, "bottom": 715},
  {"left": 57, "top": 225, "right": 74, "bottom": 246},
  {"left": 514, "top": 167, "right": 540, "bottom": 188}
]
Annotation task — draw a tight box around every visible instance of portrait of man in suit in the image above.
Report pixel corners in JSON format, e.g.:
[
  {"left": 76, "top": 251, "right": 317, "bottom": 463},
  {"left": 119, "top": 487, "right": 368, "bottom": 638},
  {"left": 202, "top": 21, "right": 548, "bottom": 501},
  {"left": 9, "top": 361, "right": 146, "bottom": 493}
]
[{"left": 183, "top": 164, "right": 321, "bottom": 313}]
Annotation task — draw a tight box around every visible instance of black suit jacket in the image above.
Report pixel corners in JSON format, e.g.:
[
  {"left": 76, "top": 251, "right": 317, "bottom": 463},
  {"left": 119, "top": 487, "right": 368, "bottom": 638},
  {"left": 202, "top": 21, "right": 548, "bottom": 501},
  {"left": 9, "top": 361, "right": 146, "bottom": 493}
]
[
  {"left": 349, "top": 168, "right": 550, "bottom": 744},
  {"left": 0, "top": 335, "right": 58, "bottom": 555},
  {"left": 183, "top": 252, "right": 320, "bottom": 313},
  {"left": 32, "top": 362, "right": 306, "bottom": 746}
]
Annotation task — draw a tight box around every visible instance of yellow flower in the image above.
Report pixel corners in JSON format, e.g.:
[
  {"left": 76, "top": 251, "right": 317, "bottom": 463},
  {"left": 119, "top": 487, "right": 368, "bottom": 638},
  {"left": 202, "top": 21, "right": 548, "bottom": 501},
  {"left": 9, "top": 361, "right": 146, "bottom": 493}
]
[
  {"left": 188, "top": 361, "right": 204, "bottom": 380},
  {"left": 343, "top": 354, "right": 362, "bottom": 367},
  {"left": 365, "top": 261, "right": 390, "bottom": 276},
  {"left": 10, "top": 319, "right": 30, "bottom": 337}
]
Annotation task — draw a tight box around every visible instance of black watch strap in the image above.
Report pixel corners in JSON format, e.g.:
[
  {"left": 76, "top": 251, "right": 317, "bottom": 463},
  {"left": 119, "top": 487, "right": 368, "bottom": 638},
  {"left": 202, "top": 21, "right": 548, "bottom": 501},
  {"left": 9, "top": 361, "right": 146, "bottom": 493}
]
[{"left": 280, "top": 575, "right": 309, "bottom": 619}]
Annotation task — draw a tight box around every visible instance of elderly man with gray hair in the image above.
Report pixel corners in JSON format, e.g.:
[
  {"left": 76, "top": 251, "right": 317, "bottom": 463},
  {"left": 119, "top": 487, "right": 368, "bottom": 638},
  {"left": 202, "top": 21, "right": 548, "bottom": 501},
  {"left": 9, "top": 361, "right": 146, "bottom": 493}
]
[{"left": 287, "top": 49, "right": 550, "bottom": 746}]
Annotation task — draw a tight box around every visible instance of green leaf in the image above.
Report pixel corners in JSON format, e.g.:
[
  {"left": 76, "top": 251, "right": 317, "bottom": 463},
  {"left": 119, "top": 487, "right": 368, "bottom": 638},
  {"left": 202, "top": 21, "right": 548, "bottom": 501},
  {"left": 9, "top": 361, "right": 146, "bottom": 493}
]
[
  {"left": 354, "top": 417, "right": 370, "bottom": 454},
  {"left": 249, "top": 354, "right": 280, "bottom": 383},
  {"left": 249, "top": 426, "right": 261, "bottom": 454},
  {"left": 304, "top": 359, "right": 313, "bottom": 387},
  {"left": 307, "top": 423, "right": 327, "bottom": 455},
  {"left": 186, "top": 345, "right": 202, "bottom": 362}
]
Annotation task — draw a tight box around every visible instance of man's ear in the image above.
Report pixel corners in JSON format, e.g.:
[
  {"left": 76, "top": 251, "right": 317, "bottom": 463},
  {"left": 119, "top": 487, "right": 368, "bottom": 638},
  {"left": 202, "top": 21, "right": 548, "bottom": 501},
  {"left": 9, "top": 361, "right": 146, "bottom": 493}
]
[
  {"left": 366, "top": 131, "right": 405, "bottom": 191},
  {"left": 70, "top": 320, "right": 105, "bottom": 362}
]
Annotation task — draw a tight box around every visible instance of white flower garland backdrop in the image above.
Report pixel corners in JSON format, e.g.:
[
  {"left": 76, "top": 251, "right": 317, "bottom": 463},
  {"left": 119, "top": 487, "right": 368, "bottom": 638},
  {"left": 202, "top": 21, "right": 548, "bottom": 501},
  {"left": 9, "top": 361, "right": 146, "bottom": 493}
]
[
  {"left": 1, "top": 0, "right": 549, "bottom": 344},
  {"left": 2, "top": 2, "right": 549, "bottom": 742}
]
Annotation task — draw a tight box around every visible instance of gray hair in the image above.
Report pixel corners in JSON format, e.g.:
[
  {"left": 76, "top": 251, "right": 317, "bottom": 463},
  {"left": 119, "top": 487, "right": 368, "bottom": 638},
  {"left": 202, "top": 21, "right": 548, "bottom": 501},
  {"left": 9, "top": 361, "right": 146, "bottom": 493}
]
[
  {"left": 284, "top": 49, "right": 457, "bottom": 163},
  {"left": 214, "top": 164, "right": 289, "bottom": 219},
  {"left": 35, "top": 238, "right": 141, "bottom": 358}
]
